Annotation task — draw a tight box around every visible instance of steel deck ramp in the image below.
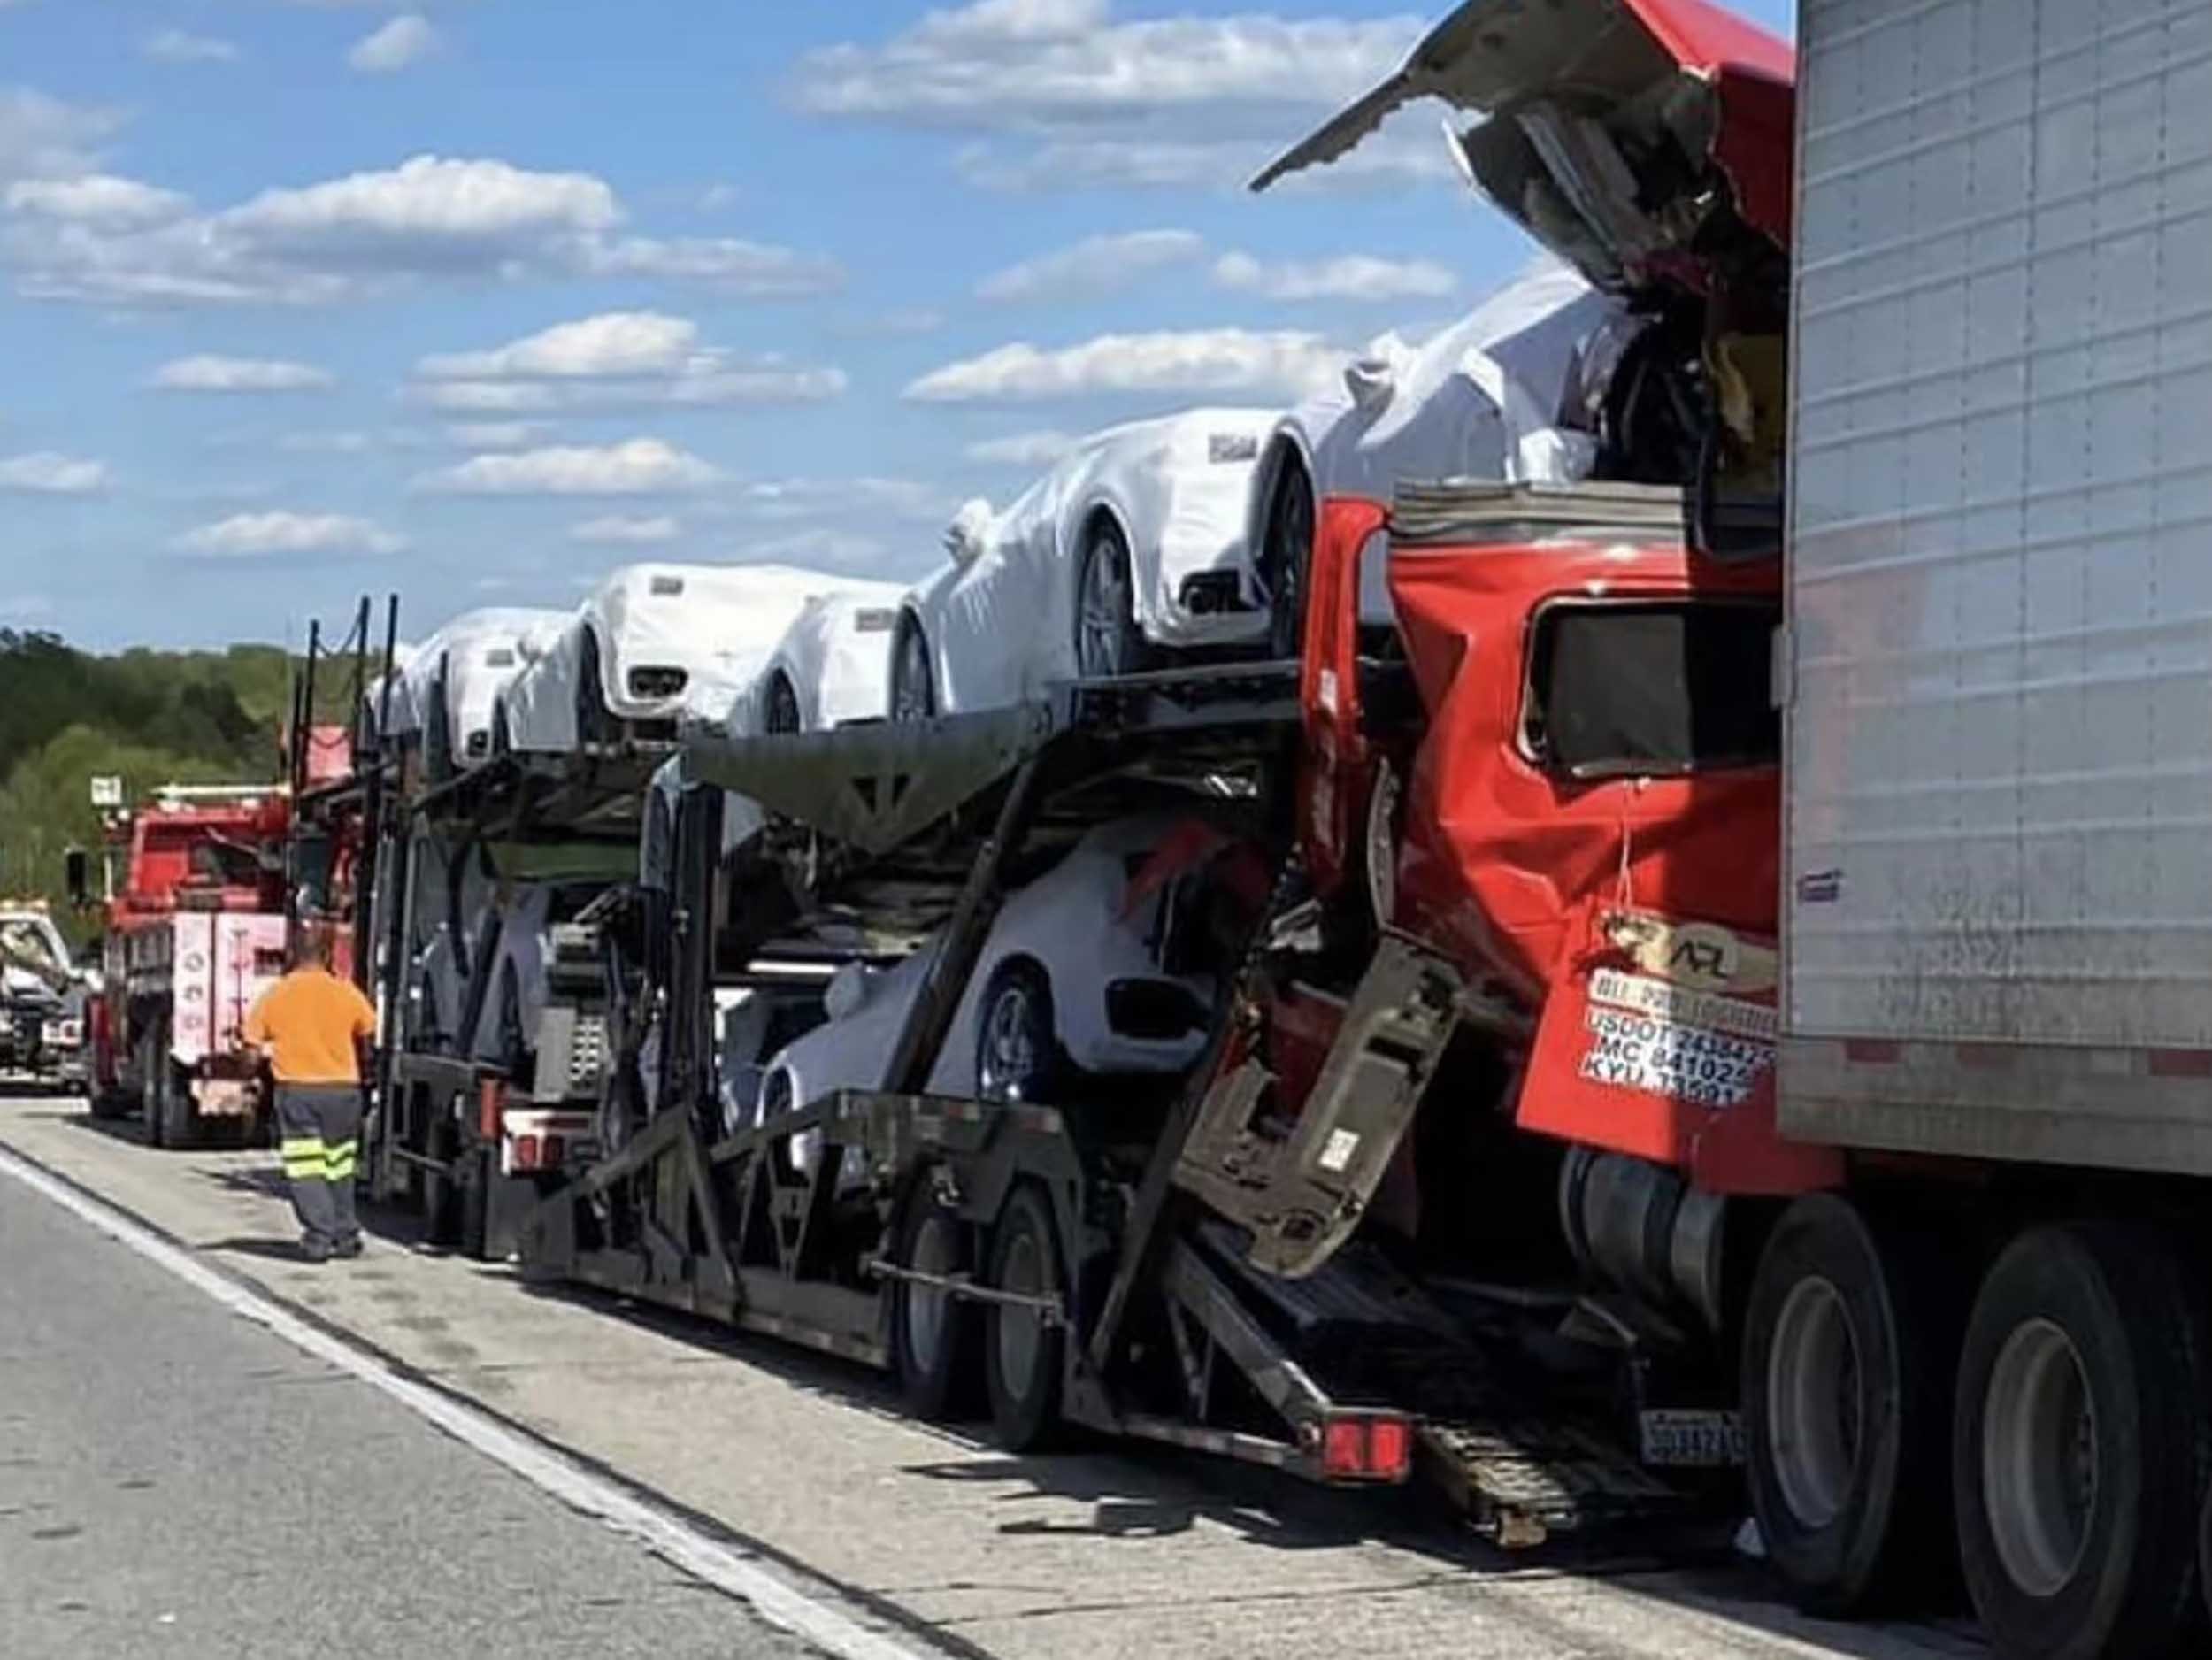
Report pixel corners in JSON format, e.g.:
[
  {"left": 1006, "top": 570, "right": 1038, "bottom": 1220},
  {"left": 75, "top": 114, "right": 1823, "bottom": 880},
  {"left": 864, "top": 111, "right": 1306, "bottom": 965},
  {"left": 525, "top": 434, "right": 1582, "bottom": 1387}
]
[{"left": 1192, "top": 1229, "right": 1686, "bottom": 1543}]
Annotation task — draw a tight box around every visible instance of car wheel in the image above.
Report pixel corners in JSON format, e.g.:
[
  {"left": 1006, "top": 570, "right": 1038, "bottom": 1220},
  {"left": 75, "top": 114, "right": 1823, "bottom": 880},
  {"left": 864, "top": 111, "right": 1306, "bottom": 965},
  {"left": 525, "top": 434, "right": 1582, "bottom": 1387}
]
[
  {"left": 764, "top": 672, "right": 803, "bottom": 735},
  {"left": 1263, "top": 453, "right": 1315, "bottom": 660},
  {"left": 985, "top": 1182, "right": 1066, "bottom": 1452},
  {"left": 892, "top": 1173, "right": 983, "bottom": 1421},
  {"left": 1074, "top": 519, "right": 1148, "bottom": 680},
  {"left": 974, "top": 962, "right": 1060, "bottom": 1105},
  {"left": 890, "top": 619, "right": 936, "bottom": 723},
  {"left": 577, "top": 633, "right": 611, "bottom": 748}
]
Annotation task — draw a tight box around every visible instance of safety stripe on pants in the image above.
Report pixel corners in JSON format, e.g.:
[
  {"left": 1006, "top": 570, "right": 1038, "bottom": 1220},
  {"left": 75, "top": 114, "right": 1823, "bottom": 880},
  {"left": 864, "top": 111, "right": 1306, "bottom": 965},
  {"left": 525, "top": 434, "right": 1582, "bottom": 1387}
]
[
  {"left": 325, "top": 1139, "right": 358, "bottom": 1180},
  {"left": 281, "top": 1136, "right": 326, "bottom": 1179}
]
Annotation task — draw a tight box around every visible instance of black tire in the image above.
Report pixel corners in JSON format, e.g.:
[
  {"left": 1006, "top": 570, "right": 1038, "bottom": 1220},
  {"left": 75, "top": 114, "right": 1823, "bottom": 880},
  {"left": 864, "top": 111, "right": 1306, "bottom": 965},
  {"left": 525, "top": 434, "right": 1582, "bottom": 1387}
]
[
  {"left": 984, "top": 1182, "right": 1065, "bottom": 1452},
  {"left": 157, "top": 1047, "right": 194, "bottom": 1149},
  {"left": 1953, "top": 1223, "right": 2211, "bottom": 1660},
  {"left": 1743, "top": 1195, "right": 1960, "bottom": 1616},
  {"left": 973, "top": 961, "right": 1061, "bottom": 1105},
  {"left": 889, "top": 617, "right": 935, "bottom": 723},
  {"left": 577, "top": 632, "right": 611, "bottom": 747},
  {"left": 495, "top": 962, "right": 527, "bottom": 1077},
  {"left": 1261, "top": 452, "right": 1314, "bottom": 660},
  {"left": 138, "top": 1026, "right": 165, "bottom": 1149},
  {"left": 891, "top": 1176, "right": 982, "bottom": 1420},
  {"left": 1073, "top": 519, "right": 1148, "bottom": 680},
  {"left": 764, "top": 672, "right": 803, "bottom": 736}
]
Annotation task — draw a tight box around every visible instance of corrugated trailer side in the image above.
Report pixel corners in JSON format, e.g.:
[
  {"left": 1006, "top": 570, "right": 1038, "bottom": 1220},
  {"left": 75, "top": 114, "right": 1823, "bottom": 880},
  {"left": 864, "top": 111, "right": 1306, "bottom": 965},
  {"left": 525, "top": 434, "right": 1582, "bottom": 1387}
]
[{"left": 1780, "top": 0, "right": 2212, "bottom": 1168}]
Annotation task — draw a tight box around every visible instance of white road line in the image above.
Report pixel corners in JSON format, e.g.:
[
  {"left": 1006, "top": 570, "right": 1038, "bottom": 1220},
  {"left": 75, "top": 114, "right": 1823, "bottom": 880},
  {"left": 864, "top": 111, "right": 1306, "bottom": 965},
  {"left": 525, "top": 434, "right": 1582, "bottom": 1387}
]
[{"left": 0, "top": 1142, "right": 930, "bottom": 1660}]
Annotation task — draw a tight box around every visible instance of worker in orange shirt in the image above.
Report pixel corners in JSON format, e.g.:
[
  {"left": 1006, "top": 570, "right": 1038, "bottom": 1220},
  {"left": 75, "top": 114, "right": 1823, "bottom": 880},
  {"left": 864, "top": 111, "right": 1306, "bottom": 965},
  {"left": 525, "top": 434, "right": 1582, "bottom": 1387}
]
[{"left": 243, "top": 924, "right": 378, "bottom": 1264}]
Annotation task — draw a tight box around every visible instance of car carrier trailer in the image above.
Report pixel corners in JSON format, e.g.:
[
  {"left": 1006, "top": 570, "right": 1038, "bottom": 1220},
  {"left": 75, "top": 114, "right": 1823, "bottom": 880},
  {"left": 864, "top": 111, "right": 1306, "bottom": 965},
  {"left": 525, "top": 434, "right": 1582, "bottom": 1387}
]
[
  {"left": 519, "top": 660, "right": 1712, "bottom": 1541},
  {"left": 362, "top": 740, "right": 662, "bottom": 1262}
]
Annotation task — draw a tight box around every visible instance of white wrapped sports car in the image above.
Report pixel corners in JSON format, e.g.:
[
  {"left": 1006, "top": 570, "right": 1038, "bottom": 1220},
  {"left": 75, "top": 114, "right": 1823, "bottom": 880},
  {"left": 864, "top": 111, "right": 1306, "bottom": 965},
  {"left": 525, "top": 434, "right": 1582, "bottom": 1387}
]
[
  {"left": 889, "top": 409, "right": 1278, "bottom": 720},
  {"left": 499, "top": 564, "right": 889, "bottom": 754},
  {"left": 383, "top": 610, "right": 566, "bottom": 780},
  {"left": 756, "top": 811, "right": 1264, "bottom": 1120},
  {"left": 729, "top": 580, "right": 905, "bottom": 736}
]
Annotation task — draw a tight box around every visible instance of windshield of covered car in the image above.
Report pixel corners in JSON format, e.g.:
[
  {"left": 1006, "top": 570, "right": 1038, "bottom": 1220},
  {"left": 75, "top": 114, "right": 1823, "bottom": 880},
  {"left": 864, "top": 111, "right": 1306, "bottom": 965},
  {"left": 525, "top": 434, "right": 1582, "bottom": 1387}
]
[{"left": 1523, "top": 600, "right": 1778, "bottom": 779}]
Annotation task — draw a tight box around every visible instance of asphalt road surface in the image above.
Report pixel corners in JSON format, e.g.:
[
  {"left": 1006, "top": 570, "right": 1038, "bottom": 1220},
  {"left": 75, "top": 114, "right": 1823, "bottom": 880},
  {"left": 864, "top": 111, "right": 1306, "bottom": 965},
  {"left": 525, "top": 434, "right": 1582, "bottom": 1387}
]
[
  {"left": 0, "top": 1164, "right": 821, "bottom": 1660},
  {"left": 0, "top": 1095, "right": 1983, "bottom": 1660}
]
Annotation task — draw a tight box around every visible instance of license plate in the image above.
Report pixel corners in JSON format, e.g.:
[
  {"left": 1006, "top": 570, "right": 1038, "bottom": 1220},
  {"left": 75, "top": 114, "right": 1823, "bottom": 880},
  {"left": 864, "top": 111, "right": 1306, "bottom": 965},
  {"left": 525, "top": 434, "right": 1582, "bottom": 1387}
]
[{"left": 1639, "top": 1409, "right": 1745, "bottom": 1468}]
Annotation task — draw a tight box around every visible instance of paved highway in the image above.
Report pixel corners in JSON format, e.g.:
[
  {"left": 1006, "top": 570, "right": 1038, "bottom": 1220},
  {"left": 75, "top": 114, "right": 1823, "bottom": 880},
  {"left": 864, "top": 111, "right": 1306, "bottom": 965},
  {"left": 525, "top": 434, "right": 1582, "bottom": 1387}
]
[
  {"left": 0, "top": 1143, "right": 822, "bottom": 1660},
  {"left": 0, "top": 1095, "right": 1983, "bottom": 1660}
]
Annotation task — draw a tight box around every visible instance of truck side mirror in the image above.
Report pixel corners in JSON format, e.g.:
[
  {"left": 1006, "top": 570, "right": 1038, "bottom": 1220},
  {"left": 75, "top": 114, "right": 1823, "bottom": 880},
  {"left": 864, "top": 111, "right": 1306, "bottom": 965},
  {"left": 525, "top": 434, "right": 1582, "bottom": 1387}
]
[{"left": 64, "top": 848, "right": 89, "bottom": 911}]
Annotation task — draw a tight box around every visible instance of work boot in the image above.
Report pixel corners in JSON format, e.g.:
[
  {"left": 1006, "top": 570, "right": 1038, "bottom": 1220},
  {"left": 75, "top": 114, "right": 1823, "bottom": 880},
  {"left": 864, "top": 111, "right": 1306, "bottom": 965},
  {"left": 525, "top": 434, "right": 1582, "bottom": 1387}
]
[
  {"left": 299, "top": 1235, "right": 334, "bottom": 1264},
  {"left": 334, "top": 1234, "right": 364, "bottom": 1260}
]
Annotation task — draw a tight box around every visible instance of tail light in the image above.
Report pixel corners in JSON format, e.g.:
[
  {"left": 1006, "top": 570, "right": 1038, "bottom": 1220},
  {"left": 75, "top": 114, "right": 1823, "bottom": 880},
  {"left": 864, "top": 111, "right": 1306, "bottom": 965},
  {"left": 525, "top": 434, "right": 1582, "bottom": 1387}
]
[
  {"left": 1318, "top": 1414, "right": 1414, "bottom": 1483},
  {"left": 477, "top": 1077, "right": 506, "bottom": 1141}
]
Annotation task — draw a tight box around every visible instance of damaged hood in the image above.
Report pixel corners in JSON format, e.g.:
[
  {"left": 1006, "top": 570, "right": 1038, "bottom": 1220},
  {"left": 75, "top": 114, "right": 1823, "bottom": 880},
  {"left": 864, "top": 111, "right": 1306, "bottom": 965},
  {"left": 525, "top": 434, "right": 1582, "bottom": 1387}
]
[{"left": 1251, "top": 0, "right": 1793, "bottom": 294}]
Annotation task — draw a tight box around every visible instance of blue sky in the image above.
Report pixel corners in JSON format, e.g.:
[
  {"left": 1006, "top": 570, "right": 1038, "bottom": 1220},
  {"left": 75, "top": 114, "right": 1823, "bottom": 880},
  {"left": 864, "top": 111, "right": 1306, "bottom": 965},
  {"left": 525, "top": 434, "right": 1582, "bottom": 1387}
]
[{"left": 0, "top": 0, "right": 1793, "bottom": 653}]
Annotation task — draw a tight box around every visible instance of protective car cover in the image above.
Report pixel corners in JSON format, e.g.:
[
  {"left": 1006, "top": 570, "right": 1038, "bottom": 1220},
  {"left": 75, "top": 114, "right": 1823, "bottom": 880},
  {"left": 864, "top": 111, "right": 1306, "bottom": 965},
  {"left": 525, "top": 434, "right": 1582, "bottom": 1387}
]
[
  {"left": 728, "top": 580, "right": 905, "bottom": 734},
  {"left": 394, "top": 609, "right": 565, "bottom": 764},
  {"left": 503, "top": 565, "right": 895, "bottom": 752},
  {"left": 1270, "top": 258, "right": 1620, "bottom": 519},
  {"left": 905, "top": 408, "right": 1279, "bottom": 715},
  {"left": 758, "top": 811, "right": 1230, "bottom": 1116}
]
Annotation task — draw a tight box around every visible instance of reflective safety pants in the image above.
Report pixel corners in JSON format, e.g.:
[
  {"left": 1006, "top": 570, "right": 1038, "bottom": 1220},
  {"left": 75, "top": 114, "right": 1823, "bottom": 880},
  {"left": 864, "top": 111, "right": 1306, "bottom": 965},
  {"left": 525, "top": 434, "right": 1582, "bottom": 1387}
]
[{"left": 276, "top": 1084, "right": 363, "bottom": 1249}]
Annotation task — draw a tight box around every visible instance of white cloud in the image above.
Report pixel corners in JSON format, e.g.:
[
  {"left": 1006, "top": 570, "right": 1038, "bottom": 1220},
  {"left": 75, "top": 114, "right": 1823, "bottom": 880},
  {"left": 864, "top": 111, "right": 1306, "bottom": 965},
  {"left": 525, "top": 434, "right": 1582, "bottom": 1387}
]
[
  {"left": 444, "top": 422, "right": 549, "bottom": 450},
  {"left": 349, "top": 15, "right": 439, "bottom": 74},
  {"left": 0, "top": 594, "right": 55, "bottom": 621},
  {"left": 1213, "top": 250, "right": 1455, "bottom": 303},
  {"left": 150, "top": 354, "right": 334, "bottom": 393},
  {"left": 953, "top": 127, "right": 1455, "bottom": 194},
  {"left": 733, "top": 528, "right": 890, "bottom": 571},
  {"left": 420, "top": 311, "right": 696, "bottom": 380},
  {"left": 411, "top": 311, "right": 846, "bottom": 411},
  {"left": 976, "top": 228, "right": 1202, "bottom": 304},
  {"left": 577, "top": 235, "right": 843, "bottom": 297},
  {"left": 0, "top": 450, "right": 108, "bottom": 493},
  {"left": 0, "top": 89, "right": 122, "bottom": 184},
  {"left": 793, "top": 2, "right": 1416, "bottom": 131},
  {"left": 908, "top": 327, "right": 1342, "bottom": 402},
  {"left": 173, "top": 511, "right": 404, "bottom": 558},
  {"left": 738, "top": 477, "right": 951, "bottom": 523},
  {"left": 277, "top": 430, "right": 375, "bottom": 454},
  {"left": 142, "top": 29, "right": 240, "bottom": 65},
  {"left": 572, "top": 514, "right": 680, "bottom": 545},
  {"left": 4, "top": 173, "right": 190, "bottom": 225},
  {"left": 2, "top": 150, "right": 842, "bottom": 308},
  {"left": 416, "top": 437, "right": 723, "bottom": 496},
  {"left": 965, "top": 430, "right": 1077, "bottom": 467}
]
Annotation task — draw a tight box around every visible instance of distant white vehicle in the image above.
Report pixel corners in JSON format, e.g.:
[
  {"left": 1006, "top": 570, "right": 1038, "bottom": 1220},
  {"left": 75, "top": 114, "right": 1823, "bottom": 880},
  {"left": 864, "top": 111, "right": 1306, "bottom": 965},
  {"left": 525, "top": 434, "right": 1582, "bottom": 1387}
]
[
  {"left": 890, "top": 409, "right": 1278, "bottom": 720},
  {"left": 730, "top": 580, "right": 906, "bottom": 736},
  {"left": 757, "top": 811, "right": 1261, "bottom": 1120},
  {"left": 380, "top": 610, "right": 566, "bottom": 780},
  {"left": 499, "top": 564, "right": 892, "bottom": 754}
]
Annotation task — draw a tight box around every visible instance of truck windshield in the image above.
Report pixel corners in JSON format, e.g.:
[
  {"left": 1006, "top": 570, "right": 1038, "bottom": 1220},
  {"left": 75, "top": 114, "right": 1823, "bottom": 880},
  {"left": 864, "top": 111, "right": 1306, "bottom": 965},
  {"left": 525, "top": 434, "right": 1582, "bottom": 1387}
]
[{"left": 1525, "top": 600, "right": 1778, "bottom": 780}]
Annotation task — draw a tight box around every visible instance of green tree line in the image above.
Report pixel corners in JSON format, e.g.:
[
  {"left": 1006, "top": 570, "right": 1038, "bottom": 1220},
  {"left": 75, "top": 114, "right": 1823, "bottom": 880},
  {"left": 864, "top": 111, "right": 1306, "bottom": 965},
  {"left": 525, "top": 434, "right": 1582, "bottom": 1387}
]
[{"left": 0, "top": 629, "right": 365, "bottom": 940}]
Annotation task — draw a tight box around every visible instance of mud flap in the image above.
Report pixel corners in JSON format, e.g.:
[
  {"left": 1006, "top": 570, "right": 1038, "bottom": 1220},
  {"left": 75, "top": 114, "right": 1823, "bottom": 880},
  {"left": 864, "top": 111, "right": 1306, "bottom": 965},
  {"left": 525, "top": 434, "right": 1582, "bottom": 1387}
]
[{"left": 1175, "top": 934, "right": 1463, "bottom": 1280}]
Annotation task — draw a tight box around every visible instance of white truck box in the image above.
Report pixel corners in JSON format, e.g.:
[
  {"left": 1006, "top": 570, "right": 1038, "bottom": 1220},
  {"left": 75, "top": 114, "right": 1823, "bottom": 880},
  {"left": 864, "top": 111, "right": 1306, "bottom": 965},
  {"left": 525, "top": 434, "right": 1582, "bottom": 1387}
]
[{"left": 1782, "top": 0, "right": 2212, "bottom": 1169}]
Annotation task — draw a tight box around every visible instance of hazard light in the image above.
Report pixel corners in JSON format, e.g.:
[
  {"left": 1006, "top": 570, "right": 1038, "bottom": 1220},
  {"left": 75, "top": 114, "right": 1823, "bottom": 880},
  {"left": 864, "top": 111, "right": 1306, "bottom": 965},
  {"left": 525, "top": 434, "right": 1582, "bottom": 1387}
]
[{"left": 1318, "top": 1414, "right": 1415, "bottom": 1483}]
